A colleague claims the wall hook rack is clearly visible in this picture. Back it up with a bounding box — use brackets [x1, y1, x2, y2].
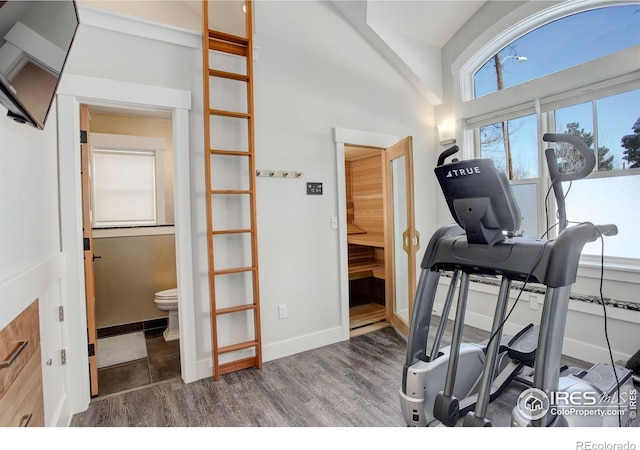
[256, 170, 304, 178]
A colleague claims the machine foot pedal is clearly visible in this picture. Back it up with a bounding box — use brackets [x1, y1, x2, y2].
[506, 324, 539, 366]
[579, 362, 632, 395]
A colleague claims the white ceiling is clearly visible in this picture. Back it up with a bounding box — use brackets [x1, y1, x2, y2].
[364, 1, 486, 48]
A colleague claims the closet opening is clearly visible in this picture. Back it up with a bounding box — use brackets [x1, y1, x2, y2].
[345, 145, 390, 337]
[342, 136, 417, 339]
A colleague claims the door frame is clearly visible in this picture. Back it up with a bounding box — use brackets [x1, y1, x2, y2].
[57, 73, 196, 414]
[334, 128, 399, 341]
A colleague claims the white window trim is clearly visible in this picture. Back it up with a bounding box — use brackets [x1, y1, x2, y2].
[90, 132, 166, 228]
[461, 46, 640, 127]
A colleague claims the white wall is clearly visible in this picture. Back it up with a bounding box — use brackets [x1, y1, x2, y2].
[67, 0, 439, 376]
[0, 105, 71, 426]
[249, 1, 437, 361]
[2, 0, 441, 419]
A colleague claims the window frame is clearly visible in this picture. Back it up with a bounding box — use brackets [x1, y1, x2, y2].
[456, 1, 640, 275]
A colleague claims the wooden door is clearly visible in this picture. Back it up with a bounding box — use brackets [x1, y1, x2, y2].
[385, 137, 418, 337]
[80, 104, 99, 396]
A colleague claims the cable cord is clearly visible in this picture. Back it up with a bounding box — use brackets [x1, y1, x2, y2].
[483, 242, 548, 353]
[566, 220, 622, 426]
[485, 180, 561, 347]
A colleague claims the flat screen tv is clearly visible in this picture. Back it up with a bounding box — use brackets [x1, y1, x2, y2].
[0, 0, 79, 129]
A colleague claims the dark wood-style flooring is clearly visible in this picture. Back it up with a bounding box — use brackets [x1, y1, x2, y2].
[71, 318, 590, 427]
[97, 328, 181, 397]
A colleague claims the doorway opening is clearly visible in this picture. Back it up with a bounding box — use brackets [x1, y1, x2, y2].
[82, 104, 181, 397]
[335, 128, 418, 341]
[345, 145, 389, 337]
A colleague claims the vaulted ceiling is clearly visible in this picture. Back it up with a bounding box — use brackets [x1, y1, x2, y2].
[329, 1, 486, 104]
[77, 0, 489, 106]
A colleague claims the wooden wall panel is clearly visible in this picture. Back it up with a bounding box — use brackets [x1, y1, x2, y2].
[0, 301, 39, 399]
[351, 154, 384, 237]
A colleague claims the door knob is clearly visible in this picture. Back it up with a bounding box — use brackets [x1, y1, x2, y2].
[93, 255, 101, 261]
[403, 229, 411, 253]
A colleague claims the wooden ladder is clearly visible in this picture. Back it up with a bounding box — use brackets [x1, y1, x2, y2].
[201, 0, 262, 380]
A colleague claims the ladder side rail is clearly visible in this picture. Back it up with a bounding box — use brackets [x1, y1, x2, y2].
[244, 0, 263, 369]
[202, 0, 222, 381]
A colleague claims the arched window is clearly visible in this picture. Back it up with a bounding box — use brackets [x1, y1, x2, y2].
[460, 2, 640, 260]
[473, 4, 640, 98]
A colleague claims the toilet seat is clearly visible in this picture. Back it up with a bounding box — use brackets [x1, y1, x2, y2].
[155, 288, 178, 300]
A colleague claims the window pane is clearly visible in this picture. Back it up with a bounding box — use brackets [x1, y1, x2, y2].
[511, 183, 538, 238]
[479, 114, 538, 180]
[596, 88, 640, 171]
[563, 174, 640, 259]
[474, 5, 640, 98]
[554, 102, 595, 172]
[93, 151, 156, 226]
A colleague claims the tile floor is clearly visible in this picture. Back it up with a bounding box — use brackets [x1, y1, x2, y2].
[97, 328, 181, 397]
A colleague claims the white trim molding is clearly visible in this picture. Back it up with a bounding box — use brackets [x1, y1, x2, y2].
[77, 4, 201, 50]
[56, 75, 196, 417]
[333, 127, 399, 341]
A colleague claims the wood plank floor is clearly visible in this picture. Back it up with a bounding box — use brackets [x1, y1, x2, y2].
[71, 327, 407, 427]
[70, 317, 590, 427]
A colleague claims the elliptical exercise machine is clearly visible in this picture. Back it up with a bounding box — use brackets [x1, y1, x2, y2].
[400, 133, 638, 427]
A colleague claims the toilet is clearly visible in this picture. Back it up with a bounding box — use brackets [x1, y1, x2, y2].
[154, 288, 179, 342]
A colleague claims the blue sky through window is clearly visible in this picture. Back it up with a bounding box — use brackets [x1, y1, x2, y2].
[474, 4, 640, 97]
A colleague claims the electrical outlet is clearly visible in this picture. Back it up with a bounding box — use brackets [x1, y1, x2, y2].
[278, 304, 288, 319]
[529, 295, 538, 311]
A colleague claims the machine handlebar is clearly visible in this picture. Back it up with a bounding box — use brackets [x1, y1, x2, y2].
[437, 145, 459, 167]
[543, 133, 596, 183]
[543, 133, 596, 232]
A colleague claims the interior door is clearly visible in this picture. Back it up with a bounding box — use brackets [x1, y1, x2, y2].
[385, 137, 419, 336]
[80, 104, 99, 397]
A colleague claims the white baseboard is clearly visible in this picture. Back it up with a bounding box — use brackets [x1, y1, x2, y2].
[49, 393, 71, 427]
[434, 299, 636, 366]
[195, 326, 344, 381]
[262, 326, 344, 362]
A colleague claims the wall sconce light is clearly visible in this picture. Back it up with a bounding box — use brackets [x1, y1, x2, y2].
[437, 121, 456, 146]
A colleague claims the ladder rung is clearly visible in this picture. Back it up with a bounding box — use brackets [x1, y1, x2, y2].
[208, 29, 249, 46]
[213, 266, 256, 276]
[216, 304, 257, 316]
[209, 38, 247, 57]
[209, 149, 251, 157]
[218, 340, 259, 355]
[210, 189, 252, 195]
[210, 108, 250, 119]
[219, 356, 259, 376]
[209, 69, 249, 82]
[212, 228, 254, 235]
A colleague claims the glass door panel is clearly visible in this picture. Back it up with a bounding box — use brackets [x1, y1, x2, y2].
[385, 137, 416, 336]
